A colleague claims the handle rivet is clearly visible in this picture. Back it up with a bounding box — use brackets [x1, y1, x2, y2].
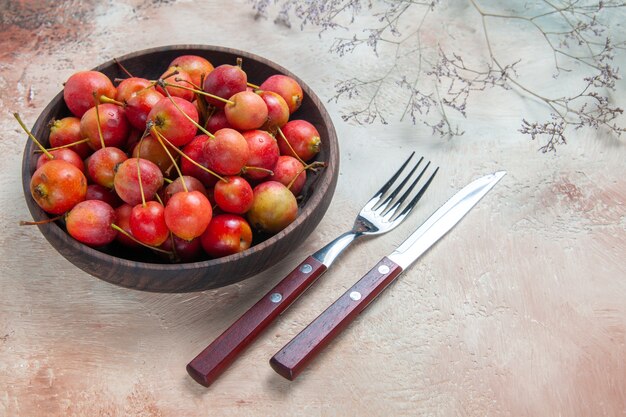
[378, 265, 390, 274]
[300, 264, 313, 273]
[270, 293, 283, 303]
[349, 291, 361, 301]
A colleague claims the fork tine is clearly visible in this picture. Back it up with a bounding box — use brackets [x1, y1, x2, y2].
[396, 166, 439, 218]
[382, 161, 432, 218]
[376, 156, 424, 212]
[372, 151, 417, 201]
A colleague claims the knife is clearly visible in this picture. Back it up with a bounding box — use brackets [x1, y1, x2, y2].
[269, 171, 506, 380]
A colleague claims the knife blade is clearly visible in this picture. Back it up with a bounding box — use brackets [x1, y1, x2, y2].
[269, 171, 506, 380]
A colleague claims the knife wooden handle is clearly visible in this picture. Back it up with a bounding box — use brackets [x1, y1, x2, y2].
[187, 256, 327, 387]
[269, 257, 403, 380]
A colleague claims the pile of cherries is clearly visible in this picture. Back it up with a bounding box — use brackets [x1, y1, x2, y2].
[22, 54, 323, 262]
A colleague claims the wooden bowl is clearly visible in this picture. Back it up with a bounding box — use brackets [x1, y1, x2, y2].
[21, 45, 339, 293]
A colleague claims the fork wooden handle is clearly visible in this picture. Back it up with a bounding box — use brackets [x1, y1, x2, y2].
[270, 257, 403, 380]
[186, 256, 327, 387]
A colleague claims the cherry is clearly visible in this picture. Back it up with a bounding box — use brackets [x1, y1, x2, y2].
[200, 214, 253, 258]
[224, 90, 268, 131]
[113, 157, 164, 206]
[203, 128, 250, 176]
[125, 88, 165, 131]
[115, 77, 152, 103]
[30, 159, 87, 215]
[156, 66, 195, 101]
[242, 129, 279, 181]
[36, 148, 85, 173]
[66, 200, 117, 246]
[272, 155, 306, 196]
[48, 117, 91, 158]
[278, 119, 321, 162]
[247, 181, 297, 233]
[86, 183, 123, 208]
[202, 64, 247, 108]
[170, 55, 214, 88]
[213, 176, 254, 214]
[130, 201, 169, 246]
[87, 146, 128, 189]
[113, 204, 141, 248]
[131, 134, 173, 174]
[260, 74, 303, 114]
[160, 234, 203, 262]
[63, 70, 117, 117]
[204, 109, 233, 134]
[181, 135, 218, 187]
[148, 96, 199, 147]
[258, 90, 289, 133]
[164, 190, 213, 240]
[80, 103, 130, 150]
[162, 175, 207, 205]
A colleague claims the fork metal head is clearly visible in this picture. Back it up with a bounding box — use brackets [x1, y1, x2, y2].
[354, 152, 438, 235]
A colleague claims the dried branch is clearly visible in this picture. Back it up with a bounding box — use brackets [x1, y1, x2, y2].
[251, 0, 626, 151]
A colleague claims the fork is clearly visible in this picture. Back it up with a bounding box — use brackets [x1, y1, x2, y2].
[186, 152, 439, 387]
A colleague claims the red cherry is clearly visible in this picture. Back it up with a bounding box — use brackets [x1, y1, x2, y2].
[114, 204, 141, 248]
[259, 74, 303, 114]
[148, 96, 199, 147]
[63, 71, 116, 117]
[36, 148, 85, 173]
[30, 159, 87, 215]
[86, 183, 123, 208]
[224, 90, 268, 131]
[113, 158, 164, 206]
[87, 147, 128, 189]
[129, 201, 169, 246]
[49, 117, 91, 158]
[66, 200, 117, 247]
[159, 234, 203, 262]
[181, 135, 218, 187]
[242, 129, 279, 181]
[156, 66, 195, 101]
[115, 77, 152, 103]
[272, 155, 306, 196]
[80, 103, 130, 150]
[278, 119, 321, 162]
[170, 55, 214, 88]
[202, 64, 247, 108]
[213, 176, 254, 214]
[164, 190, 213, 240]
[200, 214, 253, 258]
[203, 128, 250, 176]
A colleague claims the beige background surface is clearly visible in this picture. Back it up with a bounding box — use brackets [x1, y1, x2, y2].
[1, 1, 625, 416]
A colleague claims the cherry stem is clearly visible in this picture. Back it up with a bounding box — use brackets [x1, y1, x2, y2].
[150, 127, 226, 183]
[136, 125, 153, 207]
[92, 92, 106, 149]
[247, 82, 260, 89]
[113, 58, 134, 78]
[150, 126, 188, 193]
[37, 138, 90, 153]
[158, 83, 216, 139]
[19, 214, 64, 226]
[161, 80, 234, 106]
[242, 166, 274, 176]
[174, 77, 200, 90]
[277, 126, 306, 165]
[110, 223, 173, 255]
[13, 113, 54, 159]
[99, 95, 125, 107]
[236, 57, 243, 68]
[286, 161, 326, 190]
